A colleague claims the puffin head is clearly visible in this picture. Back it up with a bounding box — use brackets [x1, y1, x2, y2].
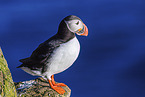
[64, 15, 88, 36]
[57, 15, 88, 39]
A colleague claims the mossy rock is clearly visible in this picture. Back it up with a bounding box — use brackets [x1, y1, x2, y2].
[0, 48, 17, 97]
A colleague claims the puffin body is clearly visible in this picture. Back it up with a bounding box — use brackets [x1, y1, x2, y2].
[20, 37, 80, 79]
[17, 15, 88, 94]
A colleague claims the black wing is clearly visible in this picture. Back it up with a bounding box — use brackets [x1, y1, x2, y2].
[18, 35, 63, 71]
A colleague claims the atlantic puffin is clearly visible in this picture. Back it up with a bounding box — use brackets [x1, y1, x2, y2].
[17, 15, 88, 94]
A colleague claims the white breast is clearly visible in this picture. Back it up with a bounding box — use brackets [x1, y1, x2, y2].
[43, 37, 80, 79]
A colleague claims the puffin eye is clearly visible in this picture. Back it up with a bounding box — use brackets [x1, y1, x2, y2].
[75, 21, 79, 25]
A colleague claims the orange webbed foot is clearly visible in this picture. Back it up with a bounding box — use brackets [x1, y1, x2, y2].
[50, 85, 65, 94]
[51, 75, 67, 87]
[48, 76, 66, 95]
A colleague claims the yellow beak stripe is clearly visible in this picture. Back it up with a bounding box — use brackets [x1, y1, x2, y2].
[78, 28, 82, 31]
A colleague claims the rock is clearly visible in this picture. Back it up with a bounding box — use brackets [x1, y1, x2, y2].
[15, 77, 71, 97]
[0, 48, 17, 97]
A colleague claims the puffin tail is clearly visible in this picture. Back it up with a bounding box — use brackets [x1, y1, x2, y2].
[17, 57, 31, 68]
[17, 64, 24, 68]
[19, 57, 30, 63]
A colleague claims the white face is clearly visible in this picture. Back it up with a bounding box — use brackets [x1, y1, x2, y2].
[64, 19, 84, 33]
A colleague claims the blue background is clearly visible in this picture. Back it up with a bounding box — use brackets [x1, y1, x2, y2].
[0, 0, 145, 97]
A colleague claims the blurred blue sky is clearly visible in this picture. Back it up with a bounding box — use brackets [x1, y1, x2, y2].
[0, 0, 145, 97]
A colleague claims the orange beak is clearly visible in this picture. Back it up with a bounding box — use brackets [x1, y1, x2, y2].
[76, 23, 88, 36]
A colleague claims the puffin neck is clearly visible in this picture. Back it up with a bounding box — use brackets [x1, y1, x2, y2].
[56, 21, 75, 42]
